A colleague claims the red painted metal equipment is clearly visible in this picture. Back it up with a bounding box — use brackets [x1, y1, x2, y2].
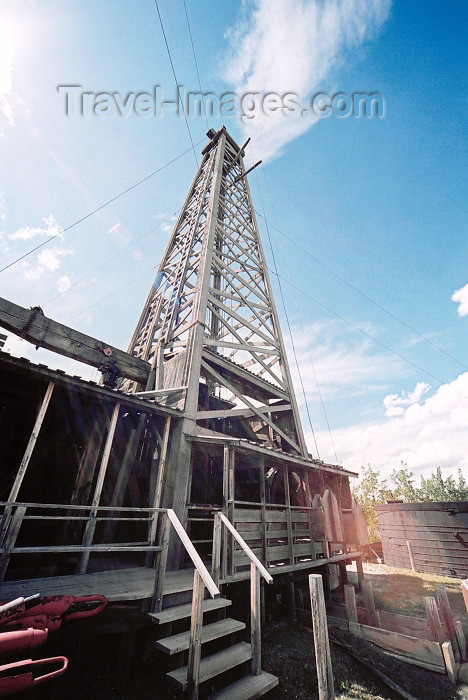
[0, 656, 68, 697]
[0, 628, 48, 657]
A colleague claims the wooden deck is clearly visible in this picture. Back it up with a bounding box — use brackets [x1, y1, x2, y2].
[0, 567, 196, 603]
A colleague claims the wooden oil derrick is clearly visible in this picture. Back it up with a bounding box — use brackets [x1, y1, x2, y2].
[121, 126, 313, 537]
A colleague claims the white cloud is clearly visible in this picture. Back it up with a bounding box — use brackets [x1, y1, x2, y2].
[8, 213, 61, 241]
[224, 0, 391, 160]
[452, 283, 468, 317]
[311, 373, 468, 480]
[57, 275, 72, 293]
[286, 320, 401, 402]
[0, 193, 6, 222]
[24, 247, 72, 280]
[383, 381, 430, 417]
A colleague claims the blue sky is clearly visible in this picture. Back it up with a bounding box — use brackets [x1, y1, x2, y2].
[0, 0, 467, 482]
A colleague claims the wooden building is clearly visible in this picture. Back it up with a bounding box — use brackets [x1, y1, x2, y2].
[0, 127, 365, 698]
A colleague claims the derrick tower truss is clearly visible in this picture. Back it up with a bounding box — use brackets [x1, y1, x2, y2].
[125, 127, 309, 459]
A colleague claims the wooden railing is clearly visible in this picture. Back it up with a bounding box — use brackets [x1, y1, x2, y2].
[222, 500, 326, 578]
[212, 512, 273, 677]
[0, 500, 168, 583]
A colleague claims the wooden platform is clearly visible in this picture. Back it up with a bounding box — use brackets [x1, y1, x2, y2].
[0, 567, 196, 603]
[0, 551, 362, 603]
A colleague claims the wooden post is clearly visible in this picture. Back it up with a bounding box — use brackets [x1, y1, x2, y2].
[406, 540, 416, 572]
[251, 562, 261, 675]
[283, 470, 295, 566]
[151, 512, 170, 613]
[258, 455, 267, 566]
[424, 596, 443, 642]
[355, 554, 364, 591]
[211, 511, 222, 586]
[0, 382, 54, 545]
[442, 640, 458, 684]
[361, 580, 380, 628]
[78, 402, 120, 574]
[309, 574, 335, 700]
[187, 570, 204, 700]
[455, 621, 467, 661]
[295, 586, 304, 611]
[227, 447, 235, 577]
[436, 586, 461, 661]
[287, 573, 297, 622]
[344, 585, 358, 624]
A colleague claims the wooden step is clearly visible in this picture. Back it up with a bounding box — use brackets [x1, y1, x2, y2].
[148, 597, 231, 625]
[209, 671, 279, 700]
[155, 618, 246, 655]
[167, 641, 252, 691]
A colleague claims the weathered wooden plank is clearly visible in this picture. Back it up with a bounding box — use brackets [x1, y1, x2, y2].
[349, 621, 446, 672]
[0, 296, 149, 383]
[424, 596, 444, 642]
[361, 580, 380, 628]
[344, 585, 358, 624]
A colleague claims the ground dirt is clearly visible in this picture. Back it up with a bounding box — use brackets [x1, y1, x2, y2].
[260, 563, 468, 700]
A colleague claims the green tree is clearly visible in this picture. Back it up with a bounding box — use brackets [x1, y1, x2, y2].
[353, 465, 392, 540]
[390, 462, 419, 502]
[419, 467, 468, 501]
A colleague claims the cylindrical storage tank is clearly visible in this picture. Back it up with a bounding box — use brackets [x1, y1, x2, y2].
[376, 501, 468, 578]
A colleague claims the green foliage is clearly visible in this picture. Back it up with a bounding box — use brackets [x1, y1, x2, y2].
[352, 463, 468, 541]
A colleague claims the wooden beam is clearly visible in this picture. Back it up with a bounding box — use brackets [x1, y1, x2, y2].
[201, 359, 302, 454]
[196, 403, 292, 421]
[0, 297, 149, 384]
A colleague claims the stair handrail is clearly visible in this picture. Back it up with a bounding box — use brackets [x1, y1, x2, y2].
[166, 509, 220, 598]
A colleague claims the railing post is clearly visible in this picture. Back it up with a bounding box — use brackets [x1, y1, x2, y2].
[151, 512, 170, 614]
[0, 505, 27, 582]
[187, 570, 204, 700]
[211, 512, 222, 587]
[250, 562, 261, 675]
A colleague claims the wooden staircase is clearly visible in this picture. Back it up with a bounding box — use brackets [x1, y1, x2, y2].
[149, 573, 278, 699]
